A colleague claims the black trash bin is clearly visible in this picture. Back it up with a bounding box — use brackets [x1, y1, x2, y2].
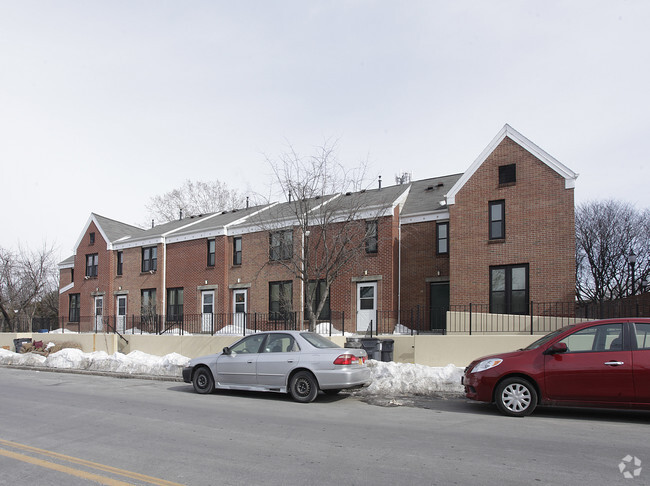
[13, 338, 32, 353]
[344, 337, 363, 349]
[360, 338, 382, 360]
[380, 339, 394, 362]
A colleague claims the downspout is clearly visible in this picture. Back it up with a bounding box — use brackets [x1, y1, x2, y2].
[398, 220, 402, 322]
[162, 237, 167, 322]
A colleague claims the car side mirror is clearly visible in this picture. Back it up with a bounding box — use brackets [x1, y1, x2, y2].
[544, 342, 568, 355]
[222, 347, 231, 356]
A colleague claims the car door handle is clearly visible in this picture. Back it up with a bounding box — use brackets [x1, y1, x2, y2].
[287, 359, 295, 363]
[604, 361, 624, 366]
[247, 360, 254, 364]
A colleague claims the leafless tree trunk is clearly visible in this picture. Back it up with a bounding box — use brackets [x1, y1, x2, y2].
[254, 141, 389, 331]
[0, 243, 59, 332]
[576, 200, 649, 302]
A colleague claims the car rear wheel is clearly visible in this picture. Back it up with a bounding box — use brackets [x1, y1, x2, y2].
[289, 371, 319, 403]
[192, 367, 215, 394]
[495, 377, 537, 417]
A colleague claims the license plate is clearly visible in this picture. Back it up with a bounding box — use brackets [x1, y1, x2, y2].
[358, 358, 363, 365]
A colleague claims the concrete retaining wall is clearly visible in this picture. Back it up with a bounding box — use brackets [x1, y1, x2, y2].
[1, 333, 542, 367]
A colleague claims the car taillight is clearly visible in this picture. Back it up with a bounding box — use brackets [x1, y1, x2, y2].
[333, 354, 364, 365]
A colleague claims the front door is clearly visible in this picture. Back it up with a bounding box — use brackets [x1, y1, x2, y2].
[430, 282, 449, 333]
[201, 291, 214, 333]
[94, 296, 104, 332]
[356, 282, 377, 333]
[116, 296, 126, 333]
[233, 290, 247, 332]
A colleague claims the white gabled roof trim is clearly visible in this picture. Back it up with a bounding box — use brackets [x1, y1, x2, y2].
[59, 282, 74, 294]
[445, 124, 579, 205]
[401, 210, 450, 225]
[58, 260, 75, 270]
[114, 237, 164, 250]
[72, 214, 113, 254]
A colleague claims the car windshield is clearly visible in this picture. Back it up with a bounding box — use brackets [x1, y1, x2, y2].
[300, 332, 340, 349]
[523, 325, 575, 350]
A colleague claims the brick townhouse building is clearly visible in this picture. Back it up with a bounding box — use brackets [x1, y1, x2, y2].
[58, 124, 578, 334]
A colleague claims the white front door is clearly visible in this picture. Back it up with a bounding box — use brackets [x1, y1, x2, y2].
[202, 290, 215, 333]
[94, 296, 104, 332]
[116, 296, 127, 333]
[233, 290, 247, 332]
[356, 282, 377, 332]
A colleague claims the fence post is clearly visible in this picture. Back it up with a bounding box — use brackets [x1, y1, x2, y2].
[530, 301, 534, 335]
[469, 303, 472, 335]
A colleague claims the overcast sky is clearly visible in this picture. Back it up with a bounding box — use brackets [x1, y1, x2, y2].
[1, 1, 648, 262]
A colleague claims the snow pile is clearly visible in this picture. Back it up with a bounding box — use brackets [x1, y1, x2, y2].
[357, 360, 464, 396]
[1, 347, 463, 396]
[313, 322, 355, 336]
[392, 323, 412, 335]
[0, 347, 47, 366]
[0, 347, 189, 377]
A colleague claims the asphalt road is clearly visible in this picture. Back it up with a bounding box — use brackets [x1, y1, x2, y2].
[1, 367, 648, 485]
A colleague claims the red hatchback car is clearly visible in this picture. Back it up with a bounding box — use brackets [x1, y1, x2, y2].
[462, 319, 650, 416]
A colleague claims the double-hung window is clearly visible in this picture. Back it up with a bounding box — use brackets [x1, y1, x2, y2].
[304, 279, 331, 321]
[436, 222, 449, 255]
[116, 251, 123, 276]
[233, 237, 242, 265]
[366, 221, 378, 253]
[207, 239, 215, 267]
[167, 288, 183, 322]
[490, 264, 529, 315]
[142, 246, 157, 273]
[85, 254, 98, 277]
[141, 289, 157, 319]
[269, 281, 293, 320]
[270, 230, 293, 261]
[69, 294, 80, 322]
[489, 200, 505, 240]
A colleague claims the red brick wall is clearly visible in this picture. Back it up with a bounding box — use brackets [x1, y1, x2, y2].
[400, 220, 451, 311]
[449, 137, 575, 307]
[113, 245, 161, 318]
[58, 221, 116, 330]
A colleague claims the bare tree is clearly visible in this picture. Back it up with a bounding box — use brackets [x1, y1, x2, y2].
[254, 142, 390, 331]
[0, 243, 59, 332]
[146, 179, 246, 224]
[576, 200, 649, 302]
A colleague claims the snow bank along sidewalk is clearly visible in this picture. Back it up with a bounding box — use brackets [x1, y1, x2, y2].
[0, 347, 465, 396]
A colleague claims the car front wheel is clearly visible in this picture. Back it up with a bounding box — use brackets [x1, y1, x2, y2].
[192, 366, 215, 394]
[289, 371, 319, 403]
[495, 377, 537, 417]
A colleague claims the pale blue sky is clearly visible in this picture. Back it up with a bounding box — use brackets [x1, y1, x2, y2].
[1, 1, 648, 261]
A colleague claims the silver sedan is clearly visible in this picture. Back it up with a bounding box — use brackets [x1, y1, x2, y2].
[182, 331, 371, 402]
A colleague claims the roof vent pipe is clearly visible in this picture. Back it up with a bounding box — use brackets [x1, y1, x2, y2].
[378, 175, 382, 190]
[151, 219, 154, 228]
[288, 191, 292, 202]
[246, 196, 249, 209]
[179, 209, 183, 220]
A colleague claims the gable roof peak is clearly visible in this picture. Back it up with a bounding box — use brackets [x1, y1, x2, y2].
[445, 124, 579, 205]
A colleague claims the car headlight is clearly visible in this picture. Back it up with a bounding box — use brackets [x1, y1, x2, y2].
[471, 358, 503, 373]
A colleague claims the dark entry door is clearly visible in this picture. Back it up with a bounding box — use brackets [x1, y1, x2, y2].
[430, 282, 449, 333]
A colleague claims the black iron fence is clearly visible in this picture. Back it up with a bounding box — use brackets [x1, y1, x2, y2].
[0, 317, 59, 333]
[51, 311, 347, 336]
[9, 300, 650, 336]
